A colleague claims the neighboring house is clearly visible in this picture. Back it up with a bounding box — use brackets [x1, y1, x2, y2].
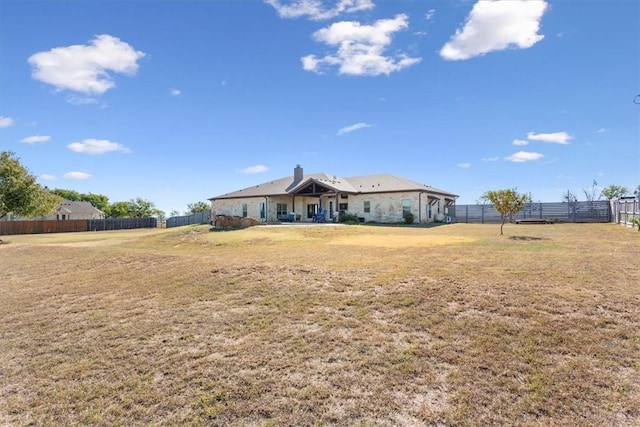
[209, 165, 458, 223]
[44, 200, 105, 220]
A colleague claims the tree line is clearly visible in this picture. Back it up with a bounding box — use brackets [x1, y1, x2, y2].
[1, 151, 210, 220]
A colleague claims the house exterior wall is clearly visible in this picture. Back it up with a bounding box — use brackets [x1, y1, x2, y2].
[212, 196, 326, 222]
[42, 212, 104, 220]
[212, 191, 449, 223]
[346, 192, 437, 223]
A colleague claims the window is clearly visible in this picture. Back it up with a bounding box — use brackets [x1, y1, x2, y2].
[339, 203, 348, 212]
[307, 204, 318, 219]
[437, 201, 441, 214]
[329, 201, 334, 219]
[402, 199, 411, 216]
[363, 201, 370, 213]
[260, 202, 266, 219]
[242, 203, 248, 217]
[427, 204, 432, 219]
[276, 203, 288, 217]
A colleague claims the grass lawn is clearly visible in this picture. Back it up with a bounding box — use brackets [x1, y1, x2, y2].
[1, 223, 638, 426]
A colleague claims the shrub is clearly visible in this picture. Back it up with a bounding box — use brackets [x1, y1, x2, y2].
[338, 212, 360, 224]
[403, 212, 415, 224]
[631, 217, 640, 232]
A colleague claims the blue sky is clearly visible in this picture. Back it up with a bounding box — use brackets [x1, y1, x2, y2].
[1, 0, 638, 214]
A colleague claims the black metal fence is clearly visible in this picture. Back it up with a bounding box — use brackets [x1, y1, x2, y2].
[166, 211, 211, 228]
[0, 217, 158, 236]
[450, 201, 612, 224]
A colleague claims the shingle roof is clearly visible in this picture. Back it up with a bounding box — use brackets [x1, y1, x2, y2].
[57, 201, 103, 214]
[210, 172, 457, 200]
[343, 174, 456, 196]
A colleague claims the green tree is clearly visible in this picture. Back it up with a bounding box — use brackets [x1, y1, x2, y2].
[50, 188, 82, 201]
[0, 151, 61, 219]
[81, 193, 110, 212]
[169, 209, 181, 218]
[129, 197, 164, 218]
[482, 188, 528, 235]
[106, 198, 164, 218]
[106, 201, 131, 218]
[600, 184, 628, 200]
[187, 201, 210, 214]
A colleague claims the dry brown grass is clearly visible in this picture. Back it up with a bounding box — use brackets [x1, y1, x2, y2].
[1, 223, 638, 426]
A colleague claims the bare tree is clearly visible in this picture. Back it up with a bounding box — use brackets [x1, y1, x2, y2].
[562, 189, 578, 203]
[583, 180, 601, 203]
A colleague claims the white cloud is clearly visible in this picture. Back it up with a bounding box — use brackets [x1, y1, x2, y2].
[596, 127, 608, 133]
[67, 138, 131, 154]
[66, 95, 99, 105]
[170, 88, 181, 96]
[64, 171, 91, 180]
[0, 116, 14, 127]
[527, 131, 573, 144]
[302, 14, 421, 76]
[265, 0, 374, 21]
[28, 34, 145, 95]
[457, 162, 471, 169]
[21, 135, 51, 144]
[425, 9, 435, 21]
[505, 151, 544, 162]
[237, 165, 269, 174]
[337, 122, 372, 135]
[513, 138, 529, 146]
[481, 156, 499, 162]
[40, 174, 56, 181]
[440, 0, 548, 61]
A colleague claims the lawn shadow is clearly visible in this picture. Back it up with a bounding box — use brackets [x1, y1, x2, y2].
[509, 235, 549, 241]
[363, 222, 451, 229]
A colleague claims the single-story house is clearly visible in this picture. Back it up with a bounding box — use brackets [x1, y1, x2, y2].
[209, 165, 458, 223]
[45, 200, 105, 220]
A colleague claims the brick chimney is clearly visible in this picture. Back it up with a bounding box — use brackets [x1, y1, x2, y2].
[294, 164, 303, 183]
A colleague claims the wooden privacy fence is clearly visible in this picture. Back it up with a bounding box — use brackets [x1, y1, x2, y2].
[611, 198, 639, 228]
[0, 217, 158, 236]
[450, 201, 612, 224]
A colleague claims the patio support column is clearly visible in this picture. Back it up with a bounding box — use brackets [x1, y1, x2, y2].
[418, 192, 427, 223]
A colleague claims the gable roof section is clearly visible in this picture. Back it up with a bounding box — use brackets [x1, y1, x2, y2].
[57, 200, 104, 215]
[290, 175, 358, 195]
[210, 173, 331, 199]
[210, 172, 457, 200]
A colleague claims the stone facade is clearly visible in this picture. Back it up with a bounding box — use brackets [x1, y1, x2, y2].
[210, 166, 456, 224]
[212, 192, 448, 224]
